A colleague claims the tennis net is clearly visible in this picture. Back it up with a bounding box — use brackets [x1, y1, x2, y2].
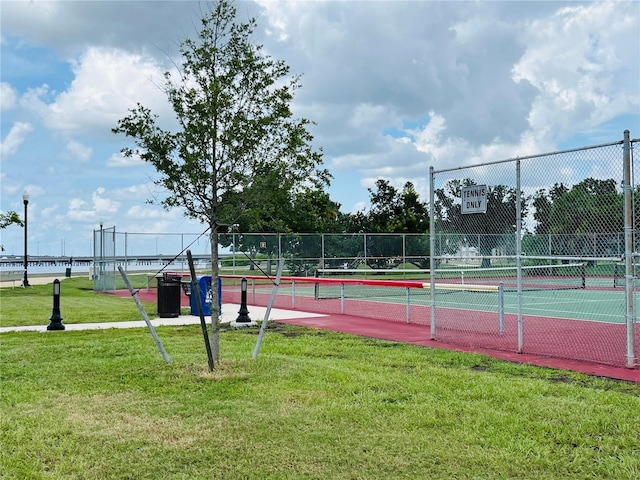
[613, 262, 639, 288]
[221, 274, 503, 325]
[435, 262, 585, 291]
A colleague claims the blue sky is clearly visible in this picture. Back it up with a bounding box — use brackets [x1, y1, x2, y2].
[1, 0, 639, 257]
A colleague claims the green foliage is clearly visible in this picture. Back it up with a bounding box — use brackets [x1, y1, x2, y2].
[113, 0, 328, 359]
[323, 180, 431, 268]
[343, 179, 429, 234]
[533, 178, 624, 256]
[113, 1, 328, 231]
[0, 211, 23, 229]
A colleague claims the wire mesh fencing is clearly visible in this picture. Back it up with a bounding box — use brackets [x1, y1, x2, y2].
[430, 130, 638, 368]
[91, 132, 638, 369]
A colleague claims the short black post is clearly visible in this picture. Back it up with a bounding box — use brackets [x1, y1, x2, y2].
[235, 277, 251, 323]
[47, 279, 65, 330]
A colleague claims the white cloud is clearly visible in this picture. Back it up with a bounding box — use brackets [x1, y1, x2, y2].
[106, 151, 143, 168]
[64, 140, 92, 162]
[0, 122, 33, 159]
[126, 205, 167, 219]
[512, 2, 640, 140]
[0, 0, 638, 256]
[0, 82, 17, 110]
[23, 47, 175, 138]
[92, 186, 119, 214]
[68, 198, 87, 210]
[66, 186, 120, 223]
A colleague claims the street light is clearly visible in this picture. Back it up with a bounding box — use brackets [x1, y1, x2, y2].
[22, 190, 30, 287]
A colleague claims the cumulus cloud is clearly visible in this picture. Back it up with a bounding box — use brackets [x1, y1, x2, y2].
[0, 82, 17, 110]
[258, 0, 637, 187]
[0, 0, 637, 255]
[22, 47, 175, 138]
[92, 186, 119, 214]
[64, 140, 92, 162]
[512, 2, 640, 140]
[0, 122, 33, 159]
[106, 151, 143, 168]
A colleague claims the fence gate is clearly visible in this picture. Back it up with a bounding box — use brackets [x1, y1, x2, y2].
[93, 225, 116, 292]
[430, 130, 638, 369]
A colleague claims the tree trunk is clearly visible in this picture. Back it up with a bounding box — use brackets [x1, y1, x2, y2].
[210, 225, 220, 362]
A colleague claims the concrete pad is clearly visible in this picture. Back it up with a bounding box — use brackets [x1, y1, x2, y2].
[0, 303, 327, 333]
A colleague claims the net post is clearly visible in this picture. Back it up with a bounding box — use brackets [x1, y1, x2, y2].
[498, 282, 505, 335]
[340, 282, 345, 314]
[405, 287, 410, 323]
[292, 280, 296, 308]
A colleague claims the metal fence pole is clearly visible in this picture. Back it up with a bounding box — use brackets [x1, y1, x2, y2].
[623, 130, 637, 368]
[498, 282, 505, 335]
[429, 166, 436, 340]
[516, 159, 523, 353]
[363, 233, 367, 268]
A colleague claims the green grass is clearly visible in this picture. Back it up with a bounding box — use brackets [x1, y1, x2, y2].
[1, 279, 640, 478]
[0, 276, 155, 327]
[1, 325, 639, 479]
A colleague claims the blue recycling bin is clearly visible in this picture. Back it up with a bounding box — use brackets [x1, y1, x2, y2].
[190, 276, 222, 316]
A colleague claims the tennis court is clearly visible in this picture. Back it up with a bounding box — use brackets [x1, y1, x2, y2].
[221, 269, 637, 368]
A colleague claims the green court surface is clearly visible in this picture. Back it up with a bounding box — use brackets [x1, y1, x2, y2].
[282, 278, 631, 325]
[500, 287, 627, 323]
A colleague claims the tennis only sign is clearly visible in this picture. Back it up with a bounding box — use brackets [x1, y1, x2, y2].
[461, 185, 487, 214]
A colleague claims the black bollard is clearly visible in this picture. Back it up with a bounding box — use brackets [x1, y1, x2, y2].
[47, 279, 65, 331]
[235, 277, 251, 323]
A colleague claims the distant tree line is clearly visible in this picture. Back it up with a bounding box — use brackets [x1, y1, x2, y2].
[224, 175, 630, 271]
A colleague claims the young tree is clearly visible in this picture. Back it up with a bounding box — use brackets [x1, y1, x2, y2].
[113, 0, 328, 362]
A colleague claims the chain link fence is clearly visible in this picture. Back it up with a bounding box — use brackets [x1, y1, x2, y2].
[92, 132, 638, 369]
[92, 225, 116, 291]
[430, 131, 638, 368]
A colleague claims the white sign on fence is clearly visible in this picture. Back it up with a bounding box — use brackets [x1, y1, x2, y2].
[461, 185, 487, 214]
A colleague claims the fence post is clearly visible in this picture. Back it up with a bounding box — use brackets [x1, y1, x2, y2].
[623, 130, 637, 368]
[363, 233, 367, 268]
[516, 159, 523, 354]
[498, 282, 505, 335]
[429, 166, 436, 340]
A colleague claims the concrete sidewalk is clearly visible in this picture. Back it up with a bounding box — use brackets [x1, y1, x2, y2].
[0, 303, 327, 333]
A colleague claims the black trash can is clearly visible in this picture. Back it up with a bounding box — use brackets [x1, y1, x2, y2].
[157, 275, 181, 318]
[65, 267, 72, 278]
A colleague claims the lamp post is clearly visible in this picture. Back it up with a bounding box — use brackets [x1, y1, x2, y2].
[22, 191, 30, 287]
[231, 277, 256, 327]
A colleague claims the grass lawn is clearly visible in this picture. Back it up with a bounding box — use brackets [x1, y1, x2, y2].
[0, 276, 156, 327]
[1, 278, 639, 479]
